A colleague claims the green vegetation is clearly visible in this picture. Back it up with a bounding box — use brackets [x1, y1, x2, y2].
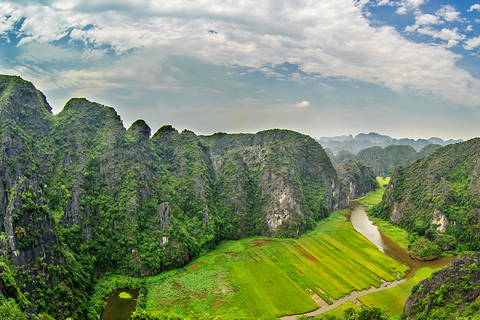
[119, 292, 133, 299]
[335, 159, 378, 200]
[358, 267, 438, 315]
[354, 145, 439, 177]
[0, 75, 476, 320]
[378, 138, 480, 250]
[403, 254, 480, 319]
[144, 210, 408, 319]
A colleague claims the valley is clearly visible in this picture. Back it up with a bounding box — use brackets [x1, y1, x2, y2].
[0, 75, 479, 320]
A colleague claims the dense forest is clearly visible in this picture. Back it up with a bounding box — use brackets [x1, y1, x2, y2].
[0, 75, 379, 319]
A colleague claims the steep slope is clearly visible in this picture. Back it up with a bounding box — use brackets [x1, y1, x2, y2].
[355, 144, 442, 176]
[378, 139, 480, 249]
[335, 159, 377, 200]
[0, 77, 90, 318]
[403, 254, 480, 319]
[201, 129, 345, 237]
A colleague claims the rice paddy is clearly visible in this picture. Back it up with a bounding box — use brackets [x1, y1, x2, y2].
[144, 209, 409, 318]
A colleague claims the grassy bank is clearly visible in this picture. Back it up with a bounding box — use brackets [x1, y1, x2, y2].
[144, 210, 408, 319]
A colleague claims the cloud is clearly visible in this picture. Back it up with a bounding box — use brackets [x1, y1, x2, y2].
[468, 4, 480, 12]
[295, 101, 310, 108]
[377, 0, 393, 5]
[405, 13, 443, 32]
[1, 0, 480, 109]
[416, 27, 465, 42]
[396, 0, 425, 14]
[415, 14, 442, 26]
[436, 5, 461, 22]
[464, 36, 480, 51]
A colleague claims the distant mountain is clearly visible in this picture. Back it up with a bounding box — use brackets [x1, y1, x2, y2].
[354, 132, 391, 143]
[326, 144, 443, 177]
[318, 132, 462, 154]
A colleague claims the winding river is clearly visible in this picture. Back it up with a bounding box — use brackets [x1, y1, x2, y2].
[280, 200, 454, 319]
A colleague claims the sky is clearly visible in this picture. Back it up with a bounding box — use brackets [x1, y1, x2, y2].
[1, 0, 480, 140]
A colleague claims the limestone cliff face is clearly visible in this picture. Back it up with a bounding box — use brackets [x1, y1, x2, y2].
[202, 129, 345, 237]
[0, 76, 90, 318]
[334, 159, 377, 200]
[378, 139, 480, 248]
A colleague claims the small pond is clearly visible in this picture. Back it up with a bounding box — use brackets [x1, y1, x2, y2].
[100, 288, 139, 320]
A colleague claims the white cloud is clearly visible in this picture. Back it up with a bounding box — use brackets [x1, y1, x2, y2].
[406, 13, 443, 32]
[464, 36, 480, 50]
[396, 0, 425, 14]
[436, 5, 462, 22]
[416, 27, 465, 42]
[416, 14, 442, 26]
[295, 101, 310, 108]
[468, 4, 480, 12]
[1, 0, 480, 108]
[377, 0, 392, 5]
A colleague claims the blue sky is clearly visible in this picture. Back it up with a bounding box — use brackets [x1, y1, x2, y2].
[1, 0, 480, 140]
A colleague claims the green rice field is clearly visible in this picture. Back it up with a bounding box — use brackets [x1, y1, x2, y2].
[358, 267, 439, 315]
[144, 209, 409, 319]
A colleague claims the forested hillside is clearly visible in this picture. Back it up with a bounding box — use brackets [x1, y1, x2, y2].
[403, 254, 480, 319]
[377, 138, 480, 250]
[0, 75, 377, 319]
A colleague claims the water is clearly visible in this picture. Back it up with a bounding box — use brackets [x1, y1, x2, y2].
[281, 200, 454, 319]
[100, 288, 139, 320]
[350, 200, 453, 279]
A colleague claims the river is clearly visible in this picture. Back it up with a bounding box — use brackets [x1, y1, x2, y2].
[280, 200, 454, 319]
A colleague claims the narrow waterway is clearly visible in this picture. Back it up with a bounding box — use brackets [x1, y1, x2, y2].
[280, 200, 454, 319]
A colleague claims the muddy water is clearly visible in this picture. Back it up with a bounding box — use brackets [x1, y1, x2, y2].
[100, 288, 139, 320]
[350, 200, 454, 279]
[280, 200, 454, 319]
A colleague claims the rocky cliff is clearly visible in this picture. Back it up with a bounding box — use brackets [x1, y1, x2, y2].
[403, 254, 480, 319]
[335, 159, 377, 200]
[377, 138, 480, 249]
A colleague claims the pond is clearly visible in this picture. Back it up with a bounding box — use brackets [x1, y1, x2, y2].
[100, 288, 139, 320]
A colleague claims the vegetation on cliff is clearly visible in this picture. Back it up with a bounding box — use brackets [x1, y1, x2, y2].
[0, 75, 362, 319]
[376, 138, 480, 251]
[334, 159, 377, 200]
[403, 254, 480, 319]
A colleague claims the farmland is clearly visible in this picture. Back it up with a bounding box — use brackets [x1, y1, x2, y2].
[144, 209, 408, 318]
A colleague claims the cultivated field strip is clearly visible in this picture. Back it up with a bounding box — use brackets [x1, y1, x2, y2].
[145, 210, 409, 318]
